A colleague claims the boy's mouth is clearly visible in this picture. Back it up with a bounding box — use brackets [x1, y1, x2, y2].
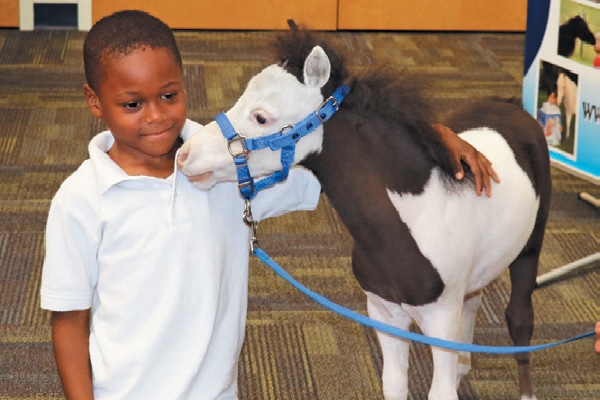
[142, 126, 174, 138]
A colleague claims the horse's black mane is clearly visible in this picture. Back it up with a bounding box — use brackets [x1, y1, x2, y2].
[273, 20, 348, 98]
[272, 21, 456, 177]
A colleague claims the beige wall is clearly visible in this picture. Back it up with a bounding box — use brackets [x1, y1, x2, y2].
[0, 0, 527, 31]
[0, 0, 19, 27]
[92, 1, 338, 30]
[339, 0, 527, 31]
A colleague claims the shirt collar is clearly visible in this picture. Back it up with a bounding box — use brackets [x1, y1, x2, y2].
[89, 119, 202, 195]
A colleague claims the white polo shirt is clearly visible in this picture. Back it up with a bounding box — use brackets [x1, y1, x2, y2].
[41, 119, 320, 400]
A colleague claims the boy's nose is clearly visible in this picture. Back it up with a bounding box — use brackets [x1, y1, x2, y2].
[145, 102, 166, 123]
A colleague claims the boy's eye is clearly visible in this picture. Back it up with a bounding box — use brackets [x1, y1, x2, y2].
[123, 102, 141, 110]
[162, 92, 178, 101]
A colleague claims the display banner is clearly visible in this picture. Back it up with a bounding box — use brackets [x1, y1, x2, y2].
[523, 0, 600, 182]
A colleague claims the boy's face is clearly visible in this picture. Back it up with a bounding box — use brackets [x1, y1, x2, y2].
[84, 47, 186, 165]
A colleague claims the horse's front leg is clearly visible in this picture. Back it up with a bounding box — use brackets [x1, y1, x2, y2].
[366, 292, 412, 400]
[407, 301, 463, 400]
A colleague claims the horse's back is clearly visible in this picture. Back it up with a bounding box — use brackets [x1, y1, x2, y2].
[388, 125, 541, 291]
[388, 101, 551, 291]
[449, 100, 551, 273]
[445, 100, 551, 199]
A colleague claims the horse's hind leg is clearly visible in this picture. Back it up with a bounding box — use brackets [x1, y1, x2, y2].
[366, 292, 412, 400]
[505, 252, 539, 400]
[457, 292, 483, 386]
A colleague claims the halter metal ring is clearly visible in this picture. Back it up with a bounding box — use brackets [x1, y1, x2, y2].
[228, 133, 248, 158]
[279, 124, 294, 134]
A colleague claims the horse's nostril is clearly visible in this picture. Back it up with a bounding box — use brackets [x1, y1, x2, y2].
[177, 148, 189, 165]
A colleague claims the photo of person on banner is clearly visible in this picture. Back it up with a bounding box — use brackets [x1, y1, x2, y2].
[537, 61, 578, 154]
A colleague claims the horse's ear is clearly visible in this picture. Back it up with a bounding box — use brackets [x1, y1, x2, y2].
[303, 46, 331, 89]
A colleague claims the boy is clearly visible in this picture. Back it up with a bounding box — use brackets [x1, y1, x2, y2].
[41, 10, 497, 400]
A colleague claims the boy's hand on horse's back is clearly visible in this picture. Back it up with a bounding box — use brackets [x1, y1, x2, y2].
[433, 124, 500, 197]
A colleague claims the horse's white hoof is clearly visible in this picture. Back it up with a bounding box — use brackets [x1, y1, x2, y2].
[520, 395, 537, 400]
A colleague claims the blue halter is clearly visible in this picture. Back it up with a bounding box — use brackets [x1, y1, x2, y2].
[216, 84, 350, 200]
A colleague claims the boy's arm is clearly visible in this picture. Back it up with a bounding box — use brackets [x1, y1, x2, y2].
[252, 166, 321, 221]
[433, 124, 500, 197]
[52, 310, 94, 400]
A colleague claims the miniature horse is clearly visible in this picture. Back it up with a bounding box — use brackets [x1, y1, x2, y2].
[177, 25, 551, 400]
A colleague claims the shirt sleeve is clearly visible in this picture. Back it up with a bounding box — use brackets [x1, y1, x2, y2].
[251, 166, 321, 221]
[40, 192, 100, 312]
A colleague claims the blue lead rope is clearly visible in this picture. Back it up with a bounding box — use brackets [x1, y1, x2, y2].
[253, 247, 595, 354]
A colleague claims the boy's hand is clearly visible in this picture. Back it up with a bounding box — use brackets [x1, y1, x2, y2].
[433, 124, 500, 197]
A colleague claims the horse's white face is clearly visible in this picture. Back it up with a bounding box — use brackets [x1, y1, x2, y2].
[177, 46, 331, 189]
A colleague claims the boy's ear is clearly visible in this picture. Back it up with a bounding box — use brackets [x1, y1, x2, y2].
[83, 84, 102, 118]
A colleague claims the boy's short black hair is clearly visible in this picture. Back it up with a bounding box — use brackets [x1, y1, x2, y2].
[83, 10, 183, 92]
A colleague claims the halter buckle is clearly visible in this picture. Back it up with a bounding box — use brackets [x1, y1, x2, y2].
[315, 96, 339, 124]
[238, 180, 254, 195]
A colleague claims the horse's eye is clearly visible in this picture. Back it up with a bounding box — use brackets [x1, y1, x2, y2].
[254, 113, 268, 125]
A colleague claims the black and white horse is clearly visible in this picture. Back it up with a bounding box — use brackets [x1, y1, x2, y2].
[178, 24, 552, 400]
